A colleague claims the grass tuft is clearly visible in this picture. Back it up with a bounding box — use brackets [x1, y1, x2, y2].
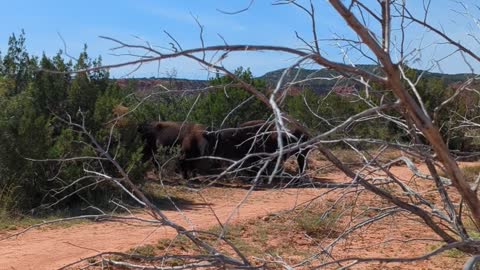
[296, 209, 341, 238]
[128, 244, 156, 257]
[461, 165, 480, 182]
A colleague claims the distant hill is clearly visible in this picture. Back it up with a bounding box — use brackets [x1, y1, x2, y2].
[259, 67, 348, 94]
[115, 78, 209, 96]
[259, 65, 476, 94]
[117, 65, 476, 96]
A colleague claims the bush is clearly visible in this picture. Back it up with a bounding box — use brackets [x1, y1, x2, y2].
[191, 68, 270, 127]
[0, 32, 148, 216]
[296, 208, 341, 238]
[461, 165, 480, 183]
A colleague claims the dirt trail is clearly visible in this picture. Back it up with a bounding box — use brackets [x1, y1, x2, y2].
[0, 187, 326, 270]
[3, 161, 475, 270]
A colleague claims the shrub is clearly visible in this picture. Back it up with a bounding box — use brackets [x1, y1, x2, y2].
[296, 208, 341, 238]
[461, 165, 480, 183]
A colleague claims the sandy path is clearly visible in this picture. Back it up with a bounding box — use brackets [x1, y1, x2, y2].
[0, 187, 325, 270]
[3, 161, 473, 270]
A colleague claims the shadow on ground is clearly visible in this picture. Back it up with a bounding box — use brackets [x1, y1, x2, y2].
[173, 172, 354, 191]
[144, 193, 211, 211]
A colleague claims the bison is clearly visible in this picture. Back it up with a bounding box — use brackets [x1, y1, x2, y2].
[137, 121, 212, 179]
[204, 119, 311, 177]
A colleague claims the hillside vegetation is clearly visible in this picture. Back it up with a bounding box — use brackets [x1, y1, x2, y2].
[0, 32, 479, 219]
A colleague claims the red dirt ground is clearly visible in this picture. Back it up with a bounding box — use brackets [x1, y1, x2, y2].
[0, 161, 476, 269]
[0, 187, 326, 270]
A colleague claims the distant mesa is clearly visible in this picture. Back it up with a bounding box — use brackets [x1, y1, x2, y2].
[115, 78, 208, 95]
[115, 65, 476, 96]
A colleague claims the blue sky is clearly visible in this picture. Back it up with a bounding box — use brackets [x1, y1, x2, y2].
[1, 0, 479, 79]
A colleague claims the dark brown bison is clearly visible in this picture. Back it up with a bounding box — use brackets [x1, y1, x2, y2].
[205, 120, 311, 176]
[137, 121, 212, 179]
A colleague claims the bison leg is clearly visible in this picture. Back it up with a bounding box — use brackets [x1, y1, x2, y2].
[177, 158, 191, 180]
[296, 147, 310, 173]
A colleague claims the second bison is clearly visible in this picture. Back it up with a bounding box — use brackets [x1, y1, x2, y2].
[204, 119, 311, 177]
